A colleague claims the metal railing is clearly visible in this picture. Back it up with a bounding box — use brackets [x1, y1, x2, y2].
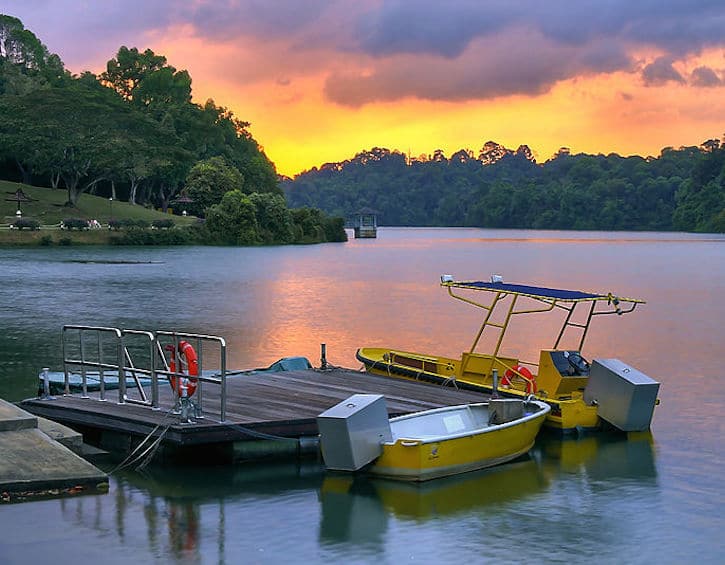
[61, 325, 228, 421]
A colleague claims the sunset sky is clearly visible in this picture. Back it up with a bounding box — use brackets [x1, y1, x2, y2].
[6, 1, 725, 176]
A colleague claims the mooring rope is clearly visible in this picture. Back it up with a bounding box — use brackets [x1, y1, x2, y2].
[109, 407, 176, 473]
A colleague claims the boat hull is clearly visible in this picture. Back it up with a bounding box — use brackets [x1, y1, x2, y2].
[369, 402, 549, 481]
[356, 347, 599, 433]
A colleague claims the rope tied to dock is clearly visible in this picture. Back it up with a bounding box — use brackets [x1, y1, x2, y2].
[109, 407, 176, 473]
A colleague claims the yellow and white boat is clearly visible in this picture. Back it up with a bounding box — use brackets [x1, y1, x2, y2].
[318, 394, 550, 481]
[371, 399, 550, 481]
[357, 276, 660, 433]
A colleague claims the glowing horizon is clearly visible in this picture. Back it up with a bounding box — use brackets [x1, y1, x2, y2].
[5, 1, 725, 177]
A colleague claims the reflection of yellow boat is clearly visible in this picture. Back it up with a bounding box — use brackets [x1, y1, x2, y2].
[371, 457, 548, 519]
[320, 456, 548, 528]
[318, 394, 549, 481]
[357, 276, 660, 433]
[538, 431, 657, 479]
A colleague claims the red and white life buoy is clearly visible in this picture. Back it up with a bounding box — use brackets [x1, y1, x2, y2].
[502, 365, 537, 394]
[166, 340, 199, 398]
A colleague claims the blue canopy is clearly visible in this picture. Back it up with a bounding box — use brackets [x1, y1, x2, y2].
[442, 280, 643, 303]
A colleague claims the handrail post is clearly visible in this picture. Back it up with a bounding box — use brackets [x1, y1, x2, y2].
[220, 340, 227, 422]
[150, 333, 159, 409]
[117, 331, 126, 404]
[79, 330, 88, 398]
[98, 330, 106, 402]
[195, 336, 204, 419]
[62, 327, 70, 396]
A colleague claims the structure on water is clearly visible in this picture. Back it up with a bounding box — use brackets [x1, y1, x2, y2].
[351, 207, 378, 238]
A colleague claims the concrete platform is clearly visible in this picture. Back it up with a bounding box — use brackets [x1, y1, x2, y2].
[0, 399, 108, 503]
[0, 400, 37, 431]
[37, 415, 83, 454]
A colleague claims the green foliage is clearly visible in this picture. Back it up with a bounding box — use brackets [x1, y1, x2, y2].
[202, 190, 345, 245]
[673, 145, 725, 232]
[184, 156, 244, 216]
[110, 227, 197, 246]
[289, 207, 348, 243]
[152, 218, 175, 229]
[61, 218, 89, 230]
[0, 15, 68, 95]
[204, 190, 260, 245]
[284, 144, 724, 232]
[247, 192, 294, 243]
[323, 216, 347, 242]
[38, 234, 52, 246]
[11, 217, 40, 230]
[107, 218, 152, 230]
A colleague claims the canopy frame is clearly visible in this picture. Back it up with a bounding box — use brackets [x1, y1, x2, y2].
[440, 278, 644, 364]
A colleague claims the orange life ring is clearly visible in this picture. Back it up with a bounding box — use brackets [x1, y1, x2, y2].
[502, 365, 537, 394]
[167, 340, 199, 398]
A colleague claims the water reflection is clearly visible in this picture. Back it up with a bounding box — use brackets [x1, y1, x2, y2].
[537, 431, 658, 483]
[34, 432, 660, 564]
[318, 455, 547, 548]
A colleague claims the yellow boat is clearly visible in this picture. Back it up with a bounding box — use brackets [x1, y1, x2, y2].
[318, 394, 549, 481]
[370, 399, 550, 481]
[357, 276, 660, 433]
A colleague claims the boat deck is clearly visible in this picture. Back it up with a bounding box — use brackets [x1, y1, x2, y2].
[20, 368, 487, 448]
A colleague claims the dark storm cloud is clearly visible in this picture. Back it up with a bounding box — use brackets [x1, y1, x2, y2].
[187, 0, 331, 41]
[324, 32, 634, 105]
[690, 66, 723, 87]
[353, 0, 516, 58]
[351, 0, 725, 57]
[6, 0, 725, 105]
[641, 57, 685, 86]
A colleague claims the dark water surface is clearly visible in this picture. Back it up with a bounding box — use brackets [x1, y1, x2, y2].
[1, 228, 723, 564]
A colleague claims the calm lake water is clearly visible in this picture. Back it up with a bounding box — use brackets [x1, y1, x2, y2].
[1, 228, 724, 564]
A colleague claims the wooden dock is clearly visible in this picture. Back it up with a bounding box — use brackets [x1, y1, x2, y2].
[20, 368, 488, 464]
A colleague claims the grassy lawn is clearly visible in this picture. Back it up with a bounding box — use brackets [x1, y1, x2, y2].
[1, 180, 197, 245]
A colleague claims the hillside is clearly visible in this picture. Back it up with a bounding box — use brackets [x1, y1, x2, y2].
[1, 180, 196, 225]
[283, 143, 725, 233]
[0, 180, 198, 245]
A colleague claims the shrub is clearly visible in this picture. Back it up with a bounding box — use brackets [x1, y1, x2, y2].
[130, 219, 150, 230]
[110, 227, 197, 246]
[152, 218, 175, 229]
[108, 219, 124, 230]
[12, 218, 40, 230]
[58, 237, 72, 246]
[39, 235, 53, 246]
[62, 218, 89, 230]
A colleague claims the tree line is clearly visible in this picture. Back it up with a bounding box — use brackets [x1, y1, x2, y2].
[0, 15, 346, 245]
[284, 141, 725, 233]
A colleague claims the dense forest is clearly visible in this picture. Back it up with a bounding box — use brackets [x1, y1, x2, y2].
[0, 15, 346, 245]
[284, 141, 725, 233]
